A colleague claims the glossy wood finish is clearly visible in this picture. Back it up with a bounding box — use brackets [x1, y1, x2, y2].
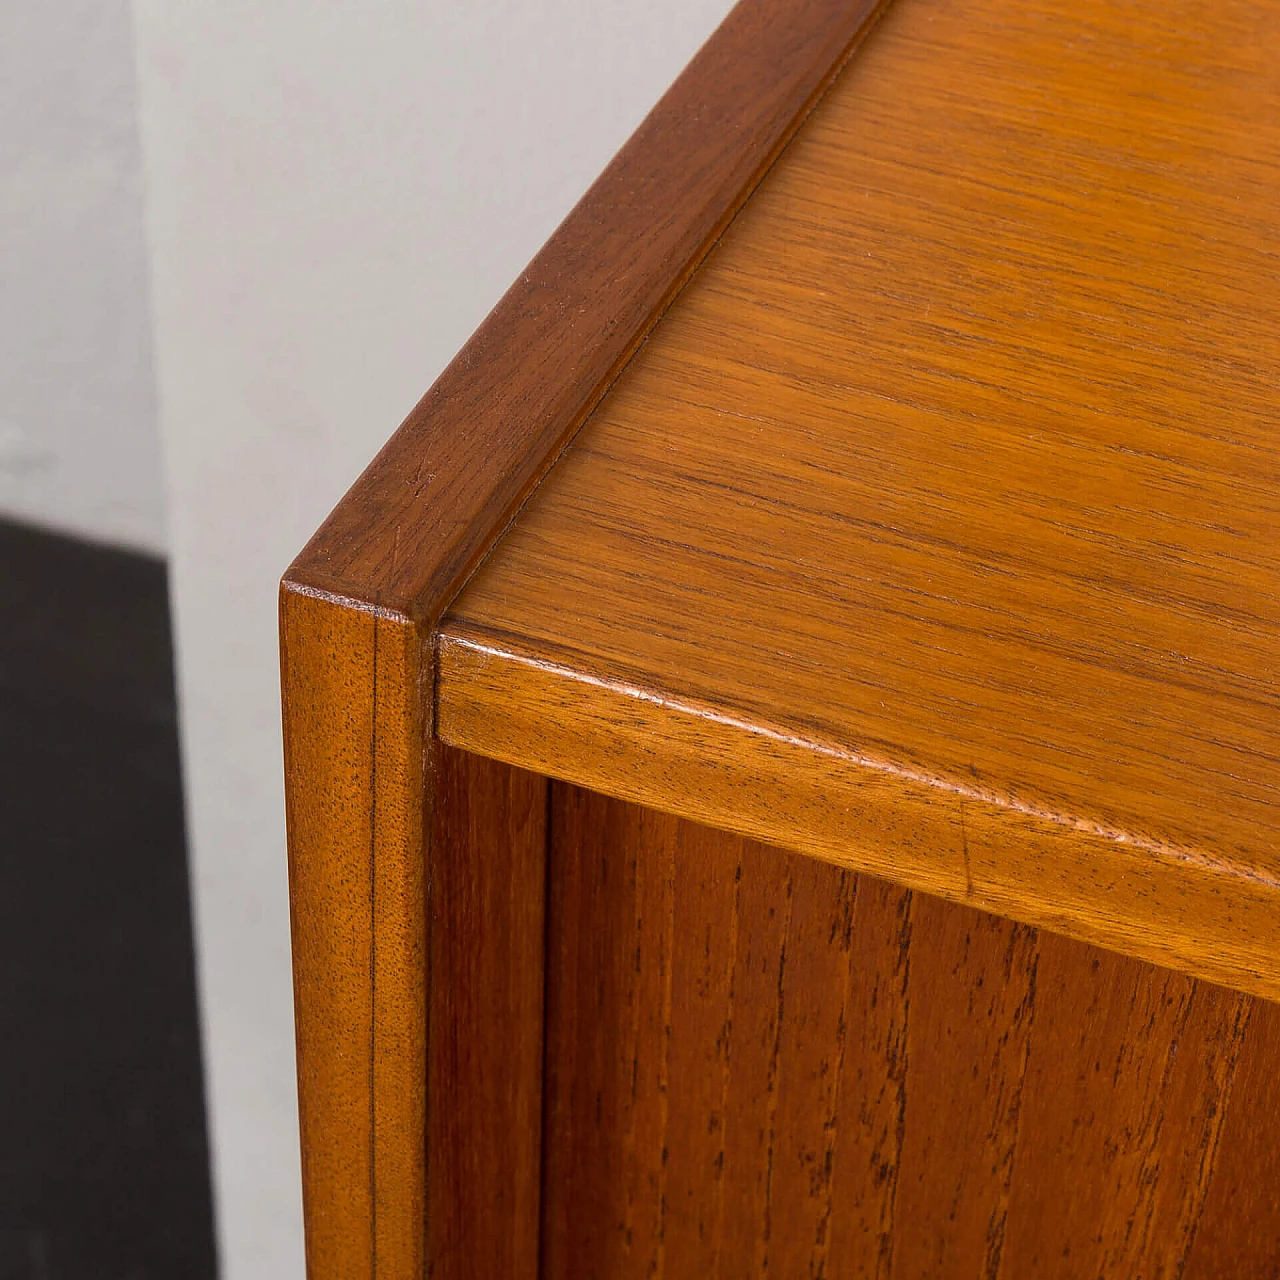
[541, 783, 1280, 1278]
[441, 0, 1280, 998]
[281, 610, 545, 1280]
[281, 592, 426, 1277]
[279, 0, 892, 1273]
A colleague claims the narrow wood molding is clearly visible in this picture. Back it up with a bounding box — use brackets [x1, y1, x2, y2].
[437, 626, 1280, 1004]
[281, 591, 426, 1278]
[280, 1, 892, 1275]
[285, 0, 891, 618]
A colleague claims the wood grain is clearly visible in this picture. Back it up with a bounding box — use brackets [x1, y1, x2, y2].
[425, 745, 547, 1279]
[539, 785, 1276, 1277]
[279, 603, 545, 1280]
[441, 0, 1280, 998]
[279, 0, 893, 1273]
[999, 934, 1252, 1277]
[889, 895, 1037, 1278]
[281, 589, 425, 1278]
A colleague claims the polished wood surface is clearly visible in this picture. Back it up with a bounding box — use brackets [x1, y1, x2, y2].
[441, 0, 1280, 997]
[278, 0, 892, 1273]
[542, 782, 1280, 1278]
[281, 592, 425, 1277]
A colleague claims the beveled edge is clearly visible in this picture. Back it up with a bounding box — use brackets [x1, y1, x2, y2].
[285, 0, 892, 622]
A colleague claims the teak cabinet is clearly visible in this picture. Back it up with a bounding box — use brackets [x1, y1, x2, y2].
[280, 0, 1280, 1273]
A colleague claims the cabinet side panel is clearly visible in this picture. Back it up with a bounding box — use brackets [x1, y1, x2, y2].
[280, 587, 426, 1279]
[539, 783, 1279, 1277]
[427, 745, 548, 1279]
[539, 784, 681, 1278]
[999, 933, 1252, 1277]
[1181, 998, 1280, 1277]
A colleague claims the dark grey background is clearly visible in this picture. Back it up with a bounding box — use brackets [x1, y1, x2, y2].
[0, 519, 215, 1279]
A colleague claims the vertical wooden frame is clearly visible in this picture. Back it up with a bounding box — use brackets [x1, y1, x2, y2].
[280, 1, 891, 1274]
[281, 592, 428, 1277]
[280, 590, 553, 1279]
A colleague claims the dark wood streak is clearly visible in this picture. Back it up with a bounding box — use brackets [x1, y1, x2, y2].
[891, 900, 1039, 1279]
[836, 881, 913, 1279]
[710, 853, 745, 1275]
[1181, 999, 1280, 1277]
[810, 875, 854, 1277]
[997, 936, 1255, 1278]
[657, 815, 677, 1278]
[759, 865, 793, 1276]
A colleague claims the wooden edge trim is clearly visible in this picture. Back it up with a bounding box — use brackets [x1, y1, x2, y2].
[281, 588, 426, 1278]
[279, 1, 893, 1276]
[284, 0, 891, 618]
[437, 626, 1280, 1005]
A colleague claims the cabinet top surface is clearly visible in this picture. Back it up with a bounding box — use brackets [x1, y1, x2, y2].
[444, 0, 1280, 876]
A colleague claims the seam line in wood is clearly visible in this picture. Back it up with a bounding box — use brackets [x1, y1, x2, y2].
[367, 615, 378, 1280]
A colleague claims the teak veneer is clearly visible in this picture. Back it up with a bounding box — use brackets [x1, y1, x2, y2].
[443, 0, 1280, 1004]
[281, 0, 1280, 1273]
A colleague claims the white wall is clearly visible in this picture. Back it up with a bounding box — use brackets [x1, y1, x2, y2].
[0, 0, 165, 553]
[129, 2, 736, 1276]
